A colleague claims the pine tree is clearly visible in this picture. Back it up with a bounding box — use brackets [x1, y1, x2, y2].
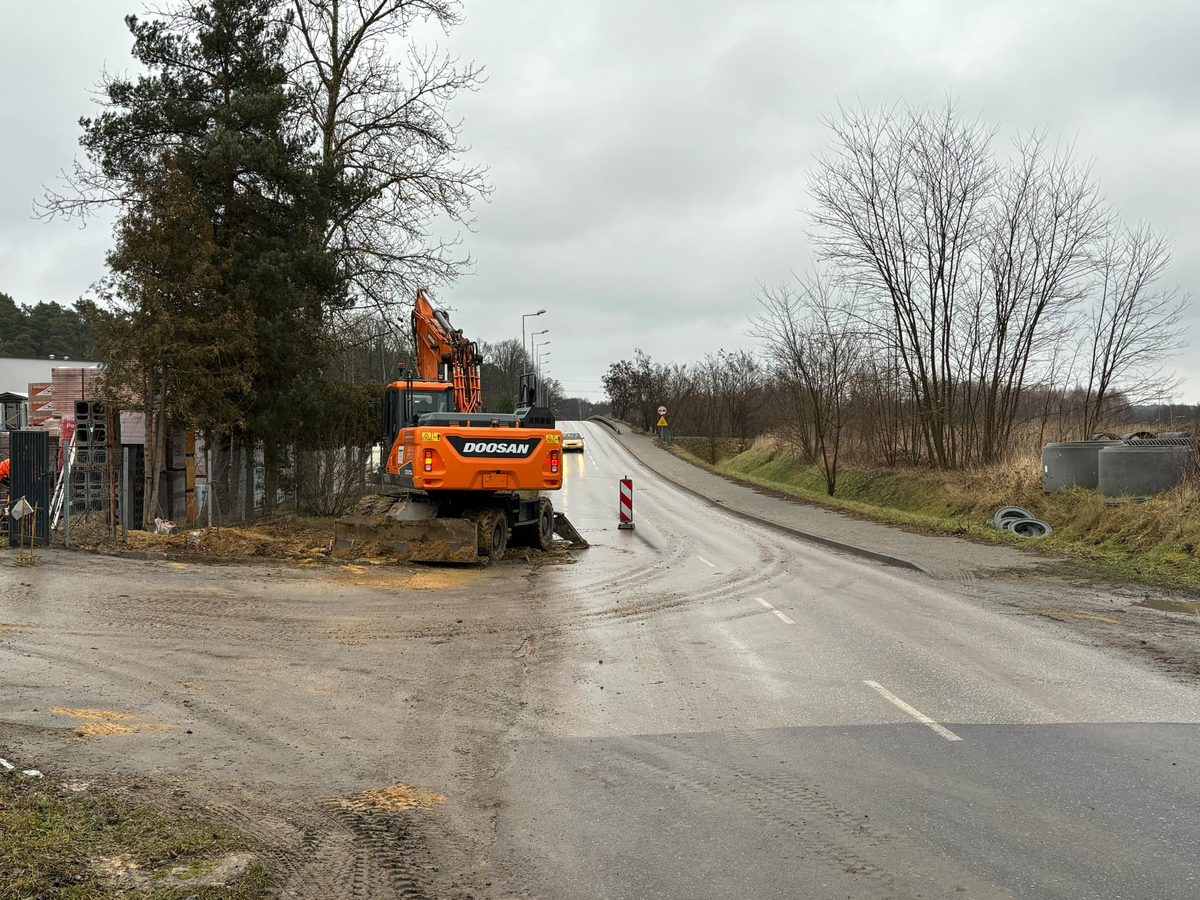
[56, 0, 345, 516]
[94, 157, 258, 525]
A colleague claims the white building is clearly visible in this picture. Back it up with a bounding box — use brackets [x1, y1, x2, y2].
[0, 356, 101, 397]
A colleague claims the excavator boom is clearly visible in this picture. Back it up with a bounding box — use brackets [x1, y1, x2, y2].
[413, 289, 483, 414]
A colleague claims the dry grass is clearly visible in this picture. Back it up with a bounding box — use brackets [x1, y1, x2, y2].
[0, 773, 271, 899]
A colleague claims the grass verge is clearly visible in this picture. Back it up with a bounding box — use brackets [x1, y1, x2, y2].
[0, 772, 271, 899]
[666, 442, 1200, 590]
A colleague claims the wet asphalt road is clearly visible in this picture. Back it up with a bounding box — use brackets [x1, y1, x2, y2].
[498, 421, 1200, 900]
[3, 421, 1200, 899]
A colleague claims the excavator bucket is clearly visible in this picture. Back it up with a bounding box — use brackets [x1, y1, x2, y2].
[553, 512, 588, 549]
[334, 507, 479, 564]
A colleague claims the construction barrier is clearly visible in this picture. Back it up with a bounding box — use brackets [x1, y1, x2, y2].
[618, 477, 634, 530]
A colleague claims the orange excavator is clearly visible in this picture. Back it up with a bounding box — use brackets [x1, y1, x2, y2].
[335, 290, 586, 562]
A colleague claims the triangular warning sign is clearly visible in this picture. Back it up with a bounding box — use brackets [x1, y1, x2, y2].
[656, 416, 668, 427]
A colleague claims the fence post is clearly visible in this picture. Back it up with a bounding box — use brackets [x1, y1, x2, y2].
[206, 447, 214, 527]
[122, 447, 130, 542]
[63, 438, 71, 548]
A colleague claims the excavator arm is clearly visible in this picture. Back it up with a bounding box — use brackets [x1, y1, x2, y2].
[412, 289, 483, 414]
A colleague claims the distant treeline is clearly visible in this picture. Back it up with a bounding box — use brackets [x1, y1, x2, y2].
[0, 293, 97, 360]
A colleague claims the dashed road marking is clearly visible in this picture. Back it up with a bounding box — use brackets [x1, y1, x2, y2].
[863, 680, 963, 742]
[755, 596, 796, 625]
[696, 555, 717, 568]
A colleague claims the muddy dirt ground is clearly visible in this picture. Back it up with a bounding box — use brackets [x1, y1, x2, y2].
[2, 550, 559, 898]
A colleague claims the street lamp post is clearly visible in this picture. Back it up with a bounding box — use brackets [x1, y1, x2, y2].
[522, 310, 546, 371]
[538, 351, 553, 405]
[534, 340, 551, 404]
[528, 329, 549, 404]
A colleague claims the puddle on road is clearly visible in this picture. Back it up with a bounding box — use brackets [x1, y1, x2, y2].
[340, 783, 446, 812]
[1135, 597, 1200, 615]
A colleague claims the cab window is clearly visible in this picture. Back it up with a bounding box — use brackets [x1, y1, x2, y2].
[409, 391, 453, 415]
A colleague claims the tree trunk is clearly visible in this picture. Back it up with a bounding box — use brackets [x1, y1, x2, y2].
[145, 409, 164, 530]
[142, 402, 155, 530]
[243, 436, 255, 522]
[263, 441, 278, 516]
[230, 433, 242, 524]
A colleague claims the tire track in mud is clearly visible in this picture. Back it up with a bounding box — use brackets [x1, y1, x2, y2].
[182, 785, 445, 900]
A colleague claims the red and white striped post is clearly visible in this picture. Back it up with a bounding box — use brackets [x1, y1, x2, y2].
[618, 477, 635, 530]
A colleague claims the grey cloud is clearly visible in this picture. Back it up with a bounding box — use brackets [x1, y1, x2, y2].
[2, 0, 1196, 400]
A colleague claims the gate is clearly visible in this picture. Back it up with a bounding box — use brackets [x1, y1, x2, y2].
[8, 430, 50, 547]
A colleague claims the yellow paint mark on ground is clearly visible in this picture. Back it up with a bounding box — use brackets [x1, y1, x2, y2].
[340, 783, 446, 813]
[182, 682, 206, 692]
[167, 562, 189, 569]
[0, 622, 35, 637]
[77, 722, 134, 736]
[74, 722, 175, 737]
[51, 706, 174, 736]
[50, 707, 137, 721]
[309, 687, 332, 694]
[333, 569, 475, 591]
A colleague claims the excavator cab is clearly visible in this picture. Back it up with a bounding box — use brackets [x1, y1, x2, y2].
[383, 380, 455, 438]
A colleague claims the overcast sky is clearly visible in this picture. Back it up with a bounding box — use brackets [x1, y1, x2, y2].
[1, 0, 1197, 401]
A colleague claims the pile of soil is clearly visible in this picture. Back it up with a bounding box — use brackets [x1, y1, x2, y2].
[69, 519, 337, 562]
[63, 516, 581, 566]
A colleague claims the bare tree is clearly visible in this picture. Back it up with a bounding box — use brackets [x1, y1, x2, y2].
[808, 100, 996, 468]
[327, 310, 415, 383]
[480, 338, 530, 412]
[1081, 222, 1188, 433]
[753, 275, 863, 495]
[970, 132, 1108, 461]
[289, 0, 491, 321]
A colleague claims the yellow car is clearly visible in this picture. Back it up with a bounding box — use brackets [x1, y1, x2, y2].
[562, 432, 585, 452]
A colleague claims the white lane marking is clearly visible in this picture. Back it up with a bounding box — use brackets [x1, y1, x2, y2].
[696, 555, 717, 568]
[755, 597, 796, 625]
[863, 680, 963, 742]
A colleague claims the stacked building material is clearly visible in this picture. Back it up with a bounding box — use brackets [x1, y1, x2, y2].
[69, 400, 120, 522]
[28, 383, 52, 425]
[50, 367, 102, 412]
